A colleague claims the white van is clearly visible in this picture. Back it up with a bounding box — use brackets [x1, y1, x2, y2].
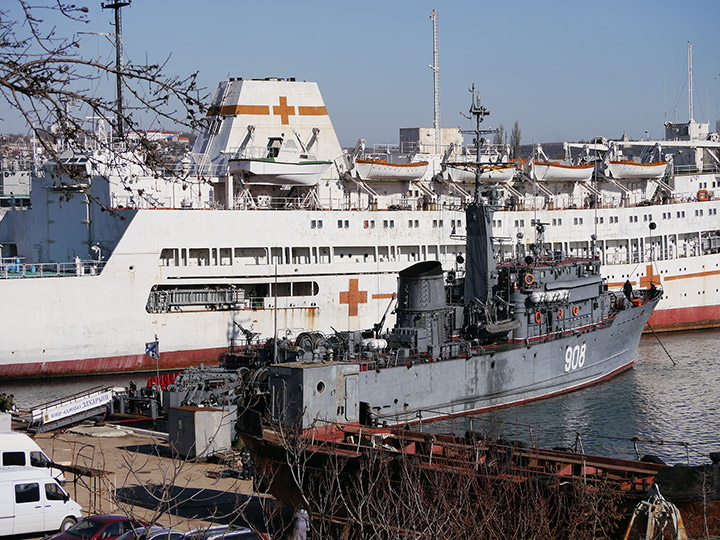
[0, 432, 65, 481]
[0, 467, 82, 536]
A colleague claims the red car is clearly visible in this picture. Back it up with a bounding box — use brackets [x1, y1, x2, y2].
[46, 514, 147, 540]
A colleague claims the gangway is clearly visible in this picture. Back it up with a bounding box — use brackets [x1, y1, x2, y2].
[28, 386, 118, 433]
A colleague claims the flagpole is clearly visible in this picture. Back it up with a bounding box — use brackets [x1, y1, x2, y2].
[154, 333, 160, 397]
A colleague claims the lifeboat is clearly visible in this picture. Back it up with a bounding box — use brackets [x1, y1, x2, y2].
[532, 161, 595, 182]
[355, 159, 429, 181]
[229, 136, 331, 186]
[447, 164, 516, 183]
[607, 160, 668, 180]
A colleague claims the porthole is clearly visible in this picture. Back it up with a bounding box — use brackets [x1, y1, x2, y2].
[316, 381, 325, 393]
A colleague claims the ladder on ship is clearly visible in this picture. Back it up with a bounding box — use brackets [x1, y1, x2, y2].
[194, 82, 233, 176]
[27, 386, 117, 433]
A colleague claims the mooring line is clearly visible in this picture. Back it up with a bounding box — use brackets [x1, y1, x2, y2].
[647, 323, 676, 366]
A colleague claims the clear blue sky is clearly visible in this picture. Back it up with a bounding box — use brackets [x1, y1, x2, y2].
[3, 0, 720, 146]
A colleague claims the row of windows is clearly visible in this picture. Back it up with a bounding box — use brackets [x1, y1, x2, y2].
[160, 245, 465, 267]
[311, 219, 465, 230]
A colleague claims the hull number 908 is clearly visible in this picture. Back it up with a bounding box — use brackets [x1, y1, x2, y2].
[565, 343, 587, 372]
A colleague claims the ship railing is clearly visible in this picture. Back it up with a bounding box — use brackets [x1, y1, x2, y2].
[226, 146, 271, 160]
[0, 259, 106, 279]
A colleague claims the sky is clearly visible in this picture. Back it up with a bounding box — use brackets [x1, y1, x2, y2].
[2, 0, 720, 147]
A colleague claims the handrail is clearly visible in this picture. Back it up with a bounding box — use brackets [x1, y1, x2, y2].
[0, 259, 106, 279]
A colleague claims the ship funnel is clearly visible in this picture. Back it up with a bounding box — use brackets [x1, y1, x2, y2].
[396, 261, 445, 318]
[394, 261, 449, 352]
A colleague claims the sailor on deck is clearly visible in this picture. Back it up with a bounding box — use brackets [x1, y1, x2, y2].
[623, 279, 633, 301]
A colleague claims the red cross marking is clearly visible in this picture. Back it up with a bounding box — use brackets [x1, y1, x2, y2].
[273, 96, 295, 125]
[339, 279, 368, 317]
[639, 264, 659, 288]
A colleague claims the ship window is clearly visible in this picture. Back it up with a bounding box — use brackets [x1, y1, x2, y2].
[415, 220, 419, 227]
[439, 220, 443, 227]
[159, 248, 178, 267]
[219, 248, 231, 266]
[338, 220, 343, 228]
[433, 220, 437, 228]
[311, 220, 316, 229]
[235, 247, 266, 265]
[292, 247, 310, 264]
[319, 247, 330, 264]
[370, 220, 375, 228]
[390, 220, 395, 228]
[188, 248, 210, 266]
[292, 281, 319, 296]
[344, 220, 349, 229]
[408, 220, 413, 228]
[383, 220, 389, 228]
[318, 220, 323, 228]
[272, 282, 291, 297]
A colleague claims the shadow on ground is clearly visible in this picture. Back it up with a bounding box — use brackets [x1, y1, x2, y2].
[116, 484, 292, 537]
[118, 443, 175, 458]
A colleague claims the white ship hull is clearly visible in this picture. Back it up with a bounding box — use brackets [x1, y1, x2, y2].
[2, 198, 719, 378]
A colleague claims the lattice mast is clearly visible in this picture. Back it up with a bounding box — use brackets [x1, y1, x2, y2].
[101, 0, 132, 140]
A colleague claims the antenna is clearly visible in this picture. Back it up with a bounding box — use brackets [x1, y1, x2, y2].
[688, 41, 693, 123]
[430, 10, 441, 155]
[101, 0, 132, 140]
[461, 84, 491, 202]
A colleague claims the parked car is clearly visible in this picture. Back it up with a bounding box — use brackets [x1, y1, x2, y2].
[0, 467, 82, 537]
[185, 525, 268, 540]
[116, 526, 187, 540]
[46, 514, 147, 540]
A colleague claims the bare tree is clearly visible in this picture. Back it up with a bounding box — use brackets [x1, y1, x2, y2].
[492, 123, 505, 146]
[0, 1, 206, 195]
[246, 420, 626, 539]
[510, 120, 521, 159]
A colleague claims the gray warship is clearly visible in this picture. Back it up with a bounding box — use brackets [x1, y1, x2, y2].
[249, 90, 661, 429]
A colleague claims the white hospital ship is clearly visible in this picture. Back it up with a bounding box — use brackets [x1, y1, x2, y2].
[0, 76, 719, 378]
